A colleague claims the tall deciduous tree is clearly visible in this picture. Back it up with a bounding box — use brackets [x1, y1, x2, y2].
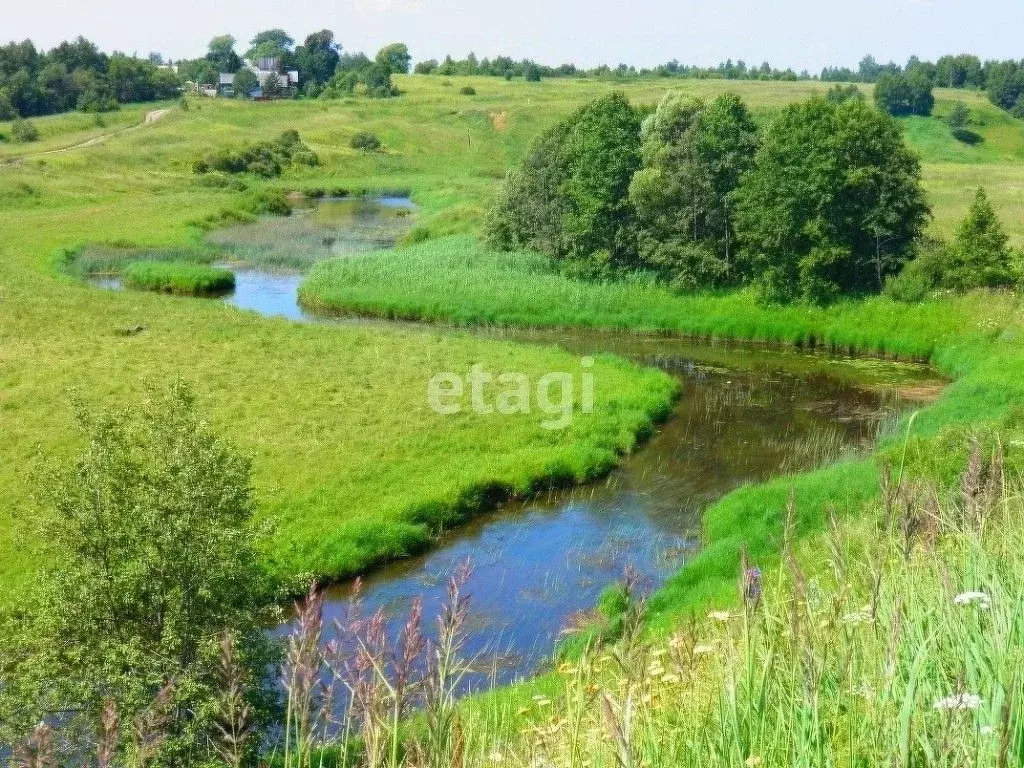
[734, 97, 930, 302]
[246, 29, 294, 63]
[206, 34, 241, 73]
[629, 92, 758, 289]
[295, 29, 340, 88]
[375, 43, 411, 75]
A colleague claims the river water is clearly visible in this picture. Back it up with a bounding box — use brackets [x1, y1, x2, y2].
[92, 197, 944, 693]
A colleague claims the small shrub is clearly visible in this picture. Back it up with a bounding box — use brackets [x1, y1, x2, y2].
[350, 131, 382, 151]
[122, 261, 235, 296]
[459, 86, 477, 96]
[11, 117, 39, 143]
[244, 189, 291, 217]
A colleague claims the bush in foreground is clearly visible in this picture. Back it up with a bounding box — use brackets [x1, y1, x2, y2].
[122, 260, 236, 295]
[0, 383, 274, 765]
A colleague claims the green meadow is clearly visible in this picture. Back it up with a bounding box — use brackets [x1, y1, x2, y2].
[2, 74, 1024, 612]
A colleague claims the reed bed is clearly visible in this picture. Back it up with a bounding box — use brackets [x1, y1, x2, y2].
[121, 261, 236, 296]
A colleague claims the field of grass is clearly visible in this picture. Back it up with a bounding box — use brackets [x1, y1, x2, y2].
[2, 75, 1023, 611]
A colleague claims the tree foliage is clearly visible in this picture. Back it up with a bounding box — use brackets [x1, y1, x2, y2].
[0, 383, 275, 764]
[245, 29, 294, 62]
[295, 29, 340, 91]
[628, 92, 758, 289]
[487, 92, 641, 274]
[733, 97, 930, 302]
[873, 72, 934, 116]
[943, 188, 1015, 290]
[0, 36, 179, 118]
[376, 43, 411, 75]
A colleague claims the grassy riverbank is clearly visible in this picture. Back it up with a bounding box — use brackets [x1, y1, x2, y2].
[300, 232, 1024, 622]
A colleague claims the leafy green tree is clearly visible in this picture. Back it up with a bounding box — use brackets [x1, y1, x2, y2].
[936, 54, 984, 88]
[948, 101, 979, 143]
[295, 29, 340, 87]
[487, 92, 640, 274]
[0, 382, 274, 764]
[375, 43, 411, 75]
[232, 67, 258, 97]
[486, 119, 571, 256]
[734, 97, 930, 302]
[362, 63, 398, 97]
[628, 92, 758, 289]
[559, 91, 642, 272]
[246, 29, 294, 63]
[0, 89, 16, 120]
[943, 188, 1015, 289]
[206, 35, 241, 73]
[524, 62, 542, 82]
[261, 71, 286, 99]
[11, 116, 39, 142]
[873, 72, 933, 116]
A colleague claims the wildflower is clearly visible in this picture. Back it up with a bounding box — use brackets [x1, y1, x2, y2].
[489, 751, 505, 763]
[953, 591, 992, 610]
[980, 725, 996, 736]
[710, 611, 733, 622]
[661, 673, 681, 684]
[693, 644, 716, 656]
[745, 756, 763, 767]
[933, 693, 983, 711]
[843, 607, 874, 625]
[743, 566, 763, 606]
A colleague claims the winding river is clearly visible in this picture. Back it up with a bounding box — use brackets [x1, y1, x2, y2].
[95, 197, 944, 694]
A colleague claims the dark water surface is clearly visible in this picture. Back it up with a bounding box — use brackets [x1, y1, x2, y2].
[94, 197, 945, 692]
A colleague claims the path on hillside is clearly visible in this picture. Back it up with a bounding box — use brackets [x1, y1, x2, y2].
[2, 108, 170, 163]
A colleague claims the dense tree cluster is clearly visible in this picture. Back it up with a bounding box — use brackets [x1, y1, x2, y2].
[488, 92, 933, 304]
[0, 37, 179, 119]
[873, 71, 934, 116]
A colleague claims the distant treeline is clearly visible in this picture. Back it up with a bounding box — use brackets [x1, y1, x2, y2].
[0, 37, 180, 119]
[5, 32, 1024, 122]
[420, 52, 1024, 116]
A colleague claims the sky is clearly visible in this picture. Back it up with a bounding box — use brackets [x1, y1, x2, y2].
[6, 0, 1024, 73]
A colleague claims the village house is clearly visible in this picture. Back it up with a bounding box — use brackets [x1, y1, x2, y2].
[217, 56, 299, 98]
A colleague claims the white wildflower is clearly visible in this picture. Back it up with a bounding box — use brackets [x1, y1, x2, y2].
[953, 591, 991, 610]
[980, 725, 996, 736]
[933, 693, 983, 711]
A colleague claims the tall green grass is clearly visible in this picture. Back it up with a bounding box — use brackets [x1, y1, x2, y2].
[449, 458, 1024, 767]
[121, 261, 236, 296]
[300, 235, 1015, 361]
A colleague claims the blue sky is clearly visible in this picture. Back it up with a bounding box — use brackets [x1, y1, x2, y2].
[8, 0, 1024, 72]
